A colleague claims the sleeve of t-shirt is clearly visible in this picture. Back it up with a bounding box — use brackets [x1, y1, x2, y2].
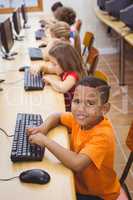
[80, 134, 109, 170]
[68, 71, 79, 81]
[60, 112, 73, 129]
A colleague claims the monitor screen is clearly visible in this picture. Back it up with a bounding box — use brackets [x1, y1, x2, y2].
[21, 4, 28, 24]
[12, 8, 22, 35]
[0, 18, 14, 54]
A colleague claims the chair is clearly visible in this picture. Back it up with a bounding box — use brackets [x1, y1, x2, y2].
[74, 31, 82, 56]
[82, 32, 94, 56]
[85, 47, 99, 74]
[119, 122, 133, 200]
[75, 19, 82, 33]
[93, 70, 109, 82]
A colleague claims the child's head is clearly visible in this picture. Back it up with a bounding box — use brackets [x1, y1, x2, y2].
[49, 21, 70, 41]
[51, 2, 63, 13]
[54, 7, 76, 26]
[48, 42, 85, 77]
[71, 76, 110, 129]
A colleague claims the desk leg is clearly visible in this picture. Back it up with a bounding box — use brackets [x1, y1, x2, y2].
[119, 37, 125, 86]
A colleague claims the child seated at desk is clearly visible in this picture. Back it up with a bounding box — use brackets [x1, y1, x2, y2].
[39, 1, 63, 28]
[54, 6, 81, 55]
[27, 76, 120, 200]
[32, 42, 86, 111]
[41, 21, 71, 61]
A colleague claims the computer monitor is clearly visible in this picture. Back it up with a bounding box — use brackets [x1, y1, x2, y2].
[0, 18, 16, 60]
[21, 4, 29, 28]
[97, 0, 110, 11]
[12, 8, 22, 36]
[120, 4, 133, 30]
[105, 0, 132, 19]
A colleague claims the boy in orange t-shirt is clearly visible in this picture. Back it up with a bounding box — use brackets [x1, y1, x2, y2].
[27, 76, 120, 200]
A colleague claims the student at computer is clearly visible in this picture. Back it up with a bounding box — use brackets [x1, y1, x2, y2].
[31, 42, 86, 111]
[27, 76, 120, 200]
[39, 1, 63, 28]
[54, 6, 81, 55]
[40, 21, 71, 61]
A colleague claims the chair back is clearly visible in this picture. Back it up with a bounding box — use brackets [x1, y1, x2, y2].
[75, 19, 82, 33]
[82, 32, 94, 56]
[86, 47, 99, 74]
[126, 121, 133, 151]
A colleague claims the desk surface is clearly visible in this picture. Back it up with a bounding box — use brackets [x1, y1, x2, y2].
[0, 16, 76, 200]
[95, 8, 133, 44]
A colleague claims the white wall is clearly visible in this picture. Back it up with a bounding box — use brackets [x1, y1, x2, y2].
[42, 0, 117, 53]
[0, 0, 117, 53]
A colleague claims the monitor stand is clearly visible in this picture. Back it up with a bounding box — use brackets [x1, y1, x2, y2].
[23, 22, 30, 29]
[2, 52, 18, 60]
[14, 35, 24, 41]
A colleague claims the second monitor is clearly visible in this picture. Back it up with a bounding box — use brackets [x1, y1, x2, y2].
[12, 8, 24, 41]
[105, 0, 132, 19]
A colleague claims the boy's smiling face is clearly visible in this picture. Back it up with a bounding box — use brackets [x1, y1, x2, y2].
[71, 85, 110, 129]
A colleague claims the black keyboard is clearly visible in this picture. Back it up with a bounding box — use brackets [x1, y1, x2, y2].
[11, 113, 44, 162]
[24, 68, 44, 91]
[35, 29, 45, 40]
[28, 47, 43, 61]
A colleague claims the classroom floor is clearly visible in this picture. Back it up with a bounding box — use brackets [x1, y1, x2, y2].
[98, 44, 133, 199]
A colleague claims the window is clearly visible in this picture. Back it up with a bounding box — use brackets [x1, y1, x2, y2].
[0, 0, 43, 13]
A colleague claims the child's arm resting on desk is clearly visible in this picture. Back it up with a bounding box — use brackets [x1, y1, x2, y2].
[29, 133, 91, 172]
[27, 113, 61, 136]
[28, 112, 91, 172]
[43, 75, 76, 93]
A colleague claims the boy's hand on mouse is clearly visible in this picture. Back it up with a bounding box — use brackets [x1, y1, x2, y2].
[29, 133, 46, 147]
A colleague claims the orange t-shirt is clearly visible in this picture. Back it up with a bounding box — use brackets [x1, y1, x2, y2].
[61, 112, 120, 200]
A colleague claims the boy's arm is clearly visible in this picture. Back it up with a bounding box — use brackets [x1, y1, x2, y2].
[29, 133, 91, 172]
[27, 113, 61, 136]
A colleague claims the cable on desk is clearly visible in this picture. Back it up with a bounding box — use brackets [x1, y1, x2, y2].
[3, 78, 24, 85]
[0, 176, 19, 181]
[0, 127, 14, 137]
[0, 69, 18, 74]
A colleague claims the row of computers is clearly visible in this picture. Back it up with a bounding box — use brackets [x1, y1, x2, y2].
[0, 3, 45, 61]
[0, 5, 46, 163]
[0, 4, 29, 60]
[97, 0, 133, 30]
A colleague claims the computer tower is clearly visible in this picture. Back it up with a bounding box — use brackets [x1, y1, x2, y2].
[105, 0, 132, 19]
[97, 0, 110, 10]
[120, 4, 133, 30]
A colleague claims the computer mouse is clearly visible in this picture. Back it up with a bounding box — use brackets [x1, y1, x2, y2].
[19, 169, 50, 184]
[19, 66, 29, 72]
[39, 44, 47, 48]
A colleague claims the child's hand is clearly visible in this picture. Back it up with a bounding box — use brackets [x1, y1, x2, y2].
[30, 63, 42, 75]
[27, 126, 43, 136]
[43, 75, 53, 85]
[28, 133, 46, 147]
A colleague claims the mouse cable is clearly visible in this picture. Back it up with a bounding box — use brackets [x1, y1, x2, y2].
[0, 176, 19, 181]
[3, 78, 24, 85]
[0, 127, 14, 137]
[0, 69, 18, 74]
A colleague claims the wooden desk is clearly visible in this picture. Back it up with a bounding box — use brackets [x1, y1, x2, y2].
[0, 15, 76, 200]
[95, 8, 133, 85]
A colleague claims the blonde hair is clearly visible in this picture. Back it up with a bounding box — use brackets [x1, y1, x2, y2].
[49, 21, 70, 40]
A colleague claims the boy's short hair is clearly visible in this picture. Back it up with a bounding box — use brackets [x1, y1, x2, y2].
[51, 2, 63, 12]
[77, 76, 110, 104]
[55, 7, 76, 25]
